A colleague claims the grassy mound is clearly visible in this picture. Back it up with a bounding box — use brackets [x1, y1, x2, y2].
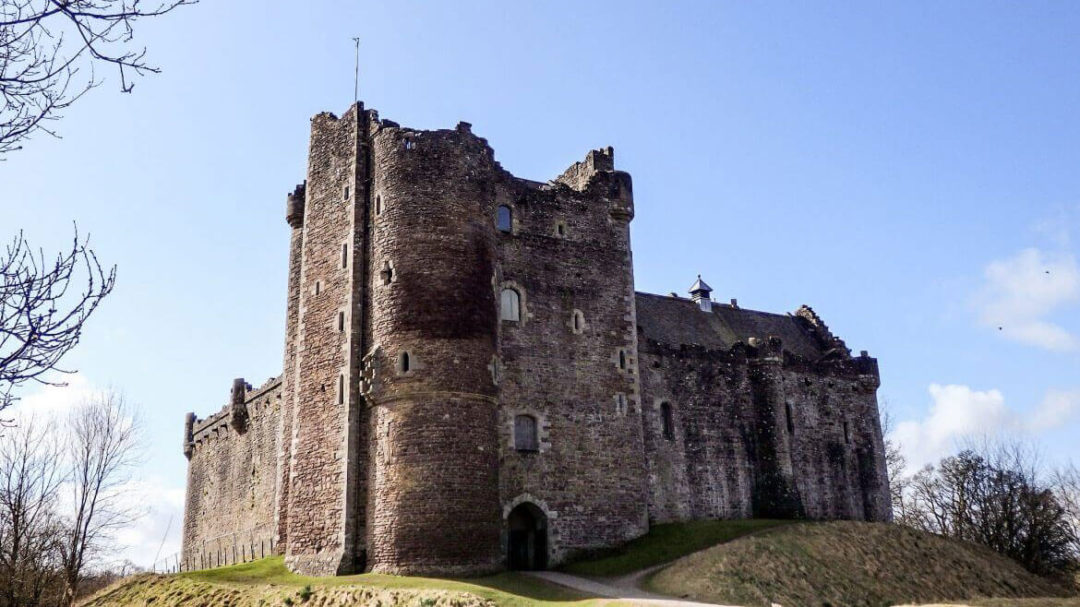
[78, 557, 601, 607]
[648, 521, 1076, 607]
[561, 518, 792, 577]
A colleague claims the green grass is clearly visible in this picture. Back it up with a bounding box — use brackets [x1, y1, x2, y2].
[176, 556, 609, 607]
[647, 521, 1078, 607]
[560, 518, 793, 577]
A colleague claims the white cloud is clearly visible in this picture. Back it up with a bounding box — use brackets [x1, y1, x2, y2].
[108, 476, 186, 571]
[974, 247, 1080, 351]
[7, 374, 98, 422]
[890, 383, 1080, 472]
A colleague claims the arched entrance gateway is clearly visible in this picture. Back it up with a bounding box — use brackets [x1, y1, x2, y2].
[507, 502, 548, 570]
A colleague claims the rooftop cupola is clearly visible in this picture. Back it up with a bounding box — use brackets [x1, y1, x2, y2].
[689, 275, 713, 312]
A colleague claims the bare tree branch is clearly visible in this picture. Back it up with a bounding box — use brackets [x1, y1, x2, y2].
[0, 0, 196, 156]
[0, 225, 116, 418]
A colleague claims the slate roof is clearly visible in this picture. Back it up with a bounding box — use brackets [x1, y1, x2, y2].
[635, 292, 824, 359]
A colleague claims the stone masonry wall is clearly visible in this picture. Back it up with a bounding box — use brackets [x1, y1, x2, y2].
[362, 122, 502, 575]
[496, 147, 649, 566]
[639, 332, 891, 524]
[181, 378, 281, 570]
[284, 105, 367, 576]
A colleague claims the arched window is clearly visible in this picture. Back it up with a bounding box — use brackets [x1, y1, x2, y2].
[501, 288, 521, 322]
[514, 414, 539, 452]
[400, 351, 411, 373]
[497, 205, 513, 233]
[572, 310, 584, 333]
[661, 402, 675, 440]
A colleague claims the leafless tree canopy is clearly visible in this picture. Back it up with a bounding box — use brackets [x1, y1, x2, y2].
[0, 418, 64, 607]
[0, 0, 195, 155]
[0, 227, 115, 415]
[897, 441, 1078, 584]
[59, 390, 139, 605]
[0, 391, 142, 607]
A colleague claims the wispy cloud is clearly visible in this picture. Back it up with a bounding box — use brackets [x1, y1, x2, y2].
[8, 373, 98, 421]
[974, 247, 1080, 351]
[890, 383, 1080, 472]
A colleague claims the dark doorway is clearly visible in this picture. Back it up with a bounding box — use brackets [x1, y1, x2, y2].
[507, 502, 548, 570]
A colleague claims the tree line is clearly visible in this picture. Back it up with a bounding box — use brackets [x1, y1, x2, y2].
[885, 409, 1080, 588]
[0, 391, 140, 607]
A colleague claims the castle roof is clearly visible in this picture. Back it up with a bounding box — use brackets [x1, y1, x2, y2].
[635, 292, 827, 359]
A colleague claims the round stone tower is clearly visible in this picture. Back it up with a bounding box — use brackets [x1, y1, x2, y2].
[363, 123, 502, 575]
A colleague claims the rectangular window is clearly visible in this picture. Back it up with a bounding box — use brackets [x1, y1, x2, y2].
[514, 415, 538, 452]
[341, 243, 348, 269]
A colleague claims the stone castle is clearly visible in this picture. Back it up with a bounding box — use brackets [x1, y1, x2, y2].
[180, 102, 891, 577]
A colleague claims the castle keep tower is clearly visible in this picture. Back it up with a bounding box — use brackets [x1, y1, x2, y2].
[179, 100, 891, 577]
[363, 122, 503, 574]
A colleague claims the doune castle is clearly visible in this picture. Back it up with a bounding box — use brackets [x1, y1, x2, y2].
[180, 101, 891, 577]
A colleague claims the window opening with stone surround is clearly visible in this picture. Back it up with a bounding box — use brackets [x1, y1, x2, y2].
[375, 194, 383, 215]
[497, 205, 513, 233]
[501, 288, 521, 322]
[380, 262, 394, 285]
[514, 415, 538, 452]
[661, 402, 674, 440]
[786, 402, 795, 435]
[400, 351, 411, 374]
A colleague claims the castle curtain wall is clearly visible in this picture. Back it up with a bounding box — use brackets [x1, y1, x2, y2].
[639, 334, 891, 524]
[181, 381, 282, 569]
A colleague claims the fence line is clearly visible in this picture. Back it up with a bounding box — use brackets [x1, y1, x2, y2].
[153, 526, 276, 573]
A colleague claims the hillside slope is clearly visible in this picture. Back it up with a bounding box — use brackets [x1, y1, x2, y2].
[648, 521, 1075, 607]
[77, 557, 599, 607]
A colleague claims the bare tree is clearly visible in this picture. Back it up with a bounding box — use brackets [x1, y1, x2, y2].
[0, 0, 195, 155]
[0, 417, 65, 607]
[899, 441, 1077, 581]
[58, 391, 139, 606]
[879, 399, 911, 520]
[0, 227, 115, 416]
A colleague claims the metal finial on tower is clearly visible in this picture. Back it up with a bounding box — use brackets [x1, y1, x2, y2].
[352, 37, 361, 104]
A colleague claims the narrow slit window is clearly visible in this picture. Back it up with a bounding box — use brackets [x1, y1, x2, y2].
[341, 243, 348, 269]
[619, 350, 627, 370]
[337, 311, 345, 333]
[556, 222, 566, 237]
[786, 402, 795, 435]
[375, 194, 383, 215]
[501, 288, 520, 322]
[344, 185, 350, 200]
[573, 311, 582, 332]
[514, 415, 539, 452]
[661, 402, 675, 440]
[400, 351, 410, 373]
[314, 281, 321, 296]
[497, 205, 512, 233]
[380, 262, 394, 285]
[843, 421, 851, 444]
[337, 374, 344, 405]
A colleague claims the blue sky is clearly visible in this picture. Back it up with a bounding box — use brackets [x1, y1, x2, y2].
[3, 1, 1078, 568]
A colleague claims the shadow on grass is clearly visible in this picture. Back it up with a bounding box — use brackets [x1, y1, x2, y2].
[560, 518, 794, 577]
[181, 557, 611, 606]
